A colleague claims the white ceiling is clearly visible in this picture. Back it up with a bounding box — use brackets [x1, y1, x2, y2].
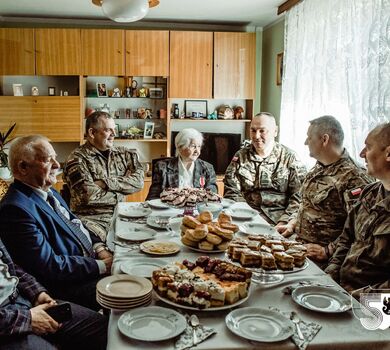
[0, 0, 285, 28]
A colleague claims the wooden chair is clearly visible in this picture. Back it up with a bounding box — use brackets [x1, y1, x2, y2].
[0, 179, 9, 200]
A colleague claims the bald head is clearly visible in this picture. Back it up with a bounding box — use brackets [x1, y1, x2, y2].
[370, 123, 390, 149]
[250, 112, 278, 156]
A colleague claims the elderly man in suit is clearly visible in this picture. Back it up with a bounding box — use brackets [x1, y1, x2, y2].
[0, 135, 112, 311]
[0, 238, 108, 350]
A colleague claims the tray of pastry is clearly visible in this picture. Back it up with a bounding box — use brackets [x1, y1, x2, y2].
[151, 256, 252, 310]
[180, 211, 239, 252]
[226, 235, 309, 274]
[160, 187, 221, 208]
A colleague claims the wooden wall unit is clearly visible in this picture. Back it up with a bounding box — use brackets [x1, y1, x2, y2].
[169, 31, 213, 98]
[81, 29, 125, 76]
[214, 32, 256, 99]
[0, 97, 81, 142]
[0, 28, 35, 75]
[125, 30, 169, 76]
[35, 29, 81, 75]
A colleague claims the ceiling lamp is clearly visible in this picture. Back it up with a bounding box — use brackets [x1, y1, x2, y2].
[92, 0, 159, 23]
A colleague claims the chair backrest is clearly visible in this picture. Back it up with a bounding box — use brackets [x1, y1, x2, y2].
[0, 179, 9, 200]
[60, 183, 71, 207]
[151, 157, 175, 178]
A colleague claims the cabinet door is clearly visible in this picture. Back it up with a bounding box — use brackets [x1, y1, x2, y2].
[126, 30, 169, 76]
[170, 31, 213, 98]
[82, 29, 125, 76]
[0, 28, 35, 75]
[214, 32, 256, 99]
[0, 97, 81, 142]
[35, 29, 81, 75]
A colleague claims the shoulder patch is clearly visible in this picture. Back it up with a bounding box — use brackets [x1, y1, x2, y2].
[350, 187, 362, 196]
[232, 156, 238, 162]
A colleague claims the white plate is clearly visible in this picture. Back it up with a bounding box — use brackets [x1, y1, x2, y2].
[239, 222, 279, 236]
[155, 291, 250, 311]
[147, 199, 170, 210]
[120, 258, 169, 278]
[96, 275, 152, 299]
[118, 306, 187, 341]
[140, 241, 181, 256]
[221, 198, 236, 208]
[226, 208, 258, 220]
[146, 215, 172, 229]
[226, 307, 294, 342]
[183, 243, 225, 254]
[118, 206, 152, 218]
[292, 286, 352, 313]
[166, 217, 183, 235]
[116, 224, 157, 242]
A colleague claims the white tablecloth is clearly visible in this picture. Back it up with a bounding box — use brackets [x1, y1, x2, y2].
[106, 202, 390, 350]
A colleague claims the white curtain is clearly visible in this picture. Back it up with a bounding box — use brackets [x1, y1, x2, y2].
[280, 0, 390, 167]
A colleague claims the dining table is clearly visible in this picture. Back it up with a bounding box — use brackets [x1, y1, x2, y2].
[105, 201, 390, 350]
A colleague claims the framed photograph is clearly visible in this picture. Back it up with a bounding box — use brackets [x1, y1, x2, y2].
[185, 100, 208, 118]
[48, 86, 56, 96]
[115, 124, 119, 136]
[96, 83, 108, 97]
[12, 84, 23, 96]
[143, 121, 155, 139]
[149, 87, 163, 99]
[276, 52, 284, 86]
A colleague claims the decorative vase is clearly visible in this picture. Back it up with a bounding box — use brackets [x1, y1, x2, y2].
[0, 167, 11, 180]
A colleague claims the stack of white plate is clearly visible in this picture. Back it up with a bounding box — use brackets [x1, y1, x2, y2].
[96, 274, 153, 311]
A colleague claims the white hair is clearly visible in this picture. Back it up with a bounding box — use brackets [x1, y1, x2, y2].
[174, 128, 203, 156]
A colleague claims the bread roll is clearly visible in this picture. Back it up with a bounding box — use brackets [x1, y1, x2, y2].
[218, 212, 232, 224]
[206, 233, 223, 245]
[220, 222, 239, 233]
[214, 226, 234, 240]
[217, 241, 230, 251]
[198, 211, 213, 224]
[181, 235, 198, 247]
[198, 240, 214, 251]
[192, 224, 208, 240]
[183, 230, 200, 243]
[182, 216, 201, 229]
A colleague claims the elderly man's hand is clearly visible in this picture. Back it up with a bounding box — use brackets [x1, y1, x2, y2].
[275, 220, 296, 238]
[102, 256, 113, 274]
[34, 292, 56, 307]
[305, 243, 328, 262]
[97, 249, 112, 260]
[30, 303, 60, 335]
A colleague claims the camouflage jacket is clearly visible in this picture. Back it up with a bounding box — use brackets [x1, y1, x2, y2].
[223, 143, 306, 224]
[146, 157, 217, 200]
[326, 182, 390, 294]
[63, 142, 144, 240]
[296, 150, 372, 249]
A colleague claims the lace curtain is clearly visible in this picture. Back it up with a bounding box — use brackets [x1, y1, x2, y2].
[280, 0, 390, 167]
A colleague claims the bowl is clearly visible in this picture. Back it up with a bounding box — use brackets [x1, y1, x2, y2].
[197, 202, 223, 219]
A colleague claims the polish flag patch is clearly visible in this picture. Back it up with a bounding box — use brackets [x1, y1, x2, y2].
[351, 187, 362, 196]
[232, 156, 238, 162]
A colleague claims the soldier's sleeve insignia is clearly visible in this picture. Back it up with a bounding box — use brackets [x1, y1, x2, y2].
[350, 187, 362, 196]
[232, 156, 238, 162]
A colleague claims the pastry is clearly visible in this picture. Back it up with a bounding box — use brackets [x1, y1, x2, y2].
[181, 233, 199, 247]
[192, 224, 208, 240]
[274, 251, 294, 270]
[206, 233, 223, 245]
[198, 240, 214, 251]
[218, 212, 232, 224]
[182, 215, 202, 229]
[285, 248, 306, 267]
[216, 241, 230, 251]
[214, 226, 234, 240]
[220, 222, 239, 233]
[239, 248, 262, 267]
[260, 252, 277, 270]
[198, 211, 213, 224]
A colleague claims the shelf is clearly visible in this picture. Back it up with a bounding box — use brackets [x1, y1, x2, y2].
[114, 138, 167, 142]
[85, 97, 165, 100]
[171, 118, 251, 122]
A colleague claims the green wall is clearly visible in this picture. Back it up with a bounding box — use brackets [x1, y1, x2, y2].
[261, 19, 284, 125]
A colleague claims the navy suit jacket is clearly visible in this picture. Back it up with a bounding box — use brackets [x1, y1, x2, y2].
[0, 181, 100, 291]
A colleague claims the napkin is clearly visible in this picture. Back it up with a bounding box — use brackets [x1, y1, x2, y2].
[175, 315, 216, 350]
[269, 307, 321, 350]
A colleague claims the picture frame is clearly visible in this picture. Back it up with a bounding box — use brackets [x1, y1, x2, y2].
[185, 100, 208, 118]
[115, 124, 119, 136]
[48, 86, 56, 96]
[96, 83, 108, 97]
[276, 52, 284, 86]
[143, 121, 155, 139]
[149, 87, 164, 99]
[12, 84, 23, 96]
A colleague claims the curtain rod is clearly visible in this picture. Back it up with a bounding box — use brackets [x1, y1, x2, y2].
[277, 0, 303, 15]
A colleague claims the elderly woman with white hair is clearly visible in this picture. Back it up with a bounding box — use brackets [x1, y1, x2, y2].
[146, 128, 217, 200]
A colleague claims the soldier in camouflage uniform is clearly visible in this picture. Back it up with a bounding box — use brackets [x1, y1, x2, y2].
[63, 112, 144, 241]
[146, 128, 217, 200]
[224, 113, 306, 225]
[279, 116, 373, 268]
[325, 123, 390, 297]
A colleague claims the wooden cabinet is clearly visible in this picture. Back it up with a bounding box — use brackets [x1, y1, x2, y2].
[81, 29, 125, 76]
[125, 178, 152, 202]
[0, 97, 81, 142]
[0, 28, 35, 75]
[126, 30, 169, 77]
[214, 32, 256, 99]
[169, 31, 213, 98]
[35, 29, 81, 75]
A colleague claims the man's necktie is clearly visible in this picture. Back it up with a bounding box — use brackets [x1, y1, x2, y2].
[47, 192, 94, 257]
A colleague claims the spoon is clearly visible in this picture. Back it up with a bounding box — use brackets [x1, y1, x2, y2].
[190, 314, 200, 345]
[290, 311, 304, 340]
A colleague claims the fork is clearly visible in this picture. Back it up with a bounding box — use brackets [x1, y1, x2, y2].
[290, 311, 304, 340]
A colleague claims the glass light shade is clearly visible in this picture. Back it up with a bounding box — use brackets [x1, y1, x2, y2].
[102, 0, 149, 23]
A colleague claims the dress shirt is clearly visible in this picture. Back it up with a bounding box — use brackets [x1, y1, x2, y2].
[178, 157, 195, 189]
[0, 255, 18, 306]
